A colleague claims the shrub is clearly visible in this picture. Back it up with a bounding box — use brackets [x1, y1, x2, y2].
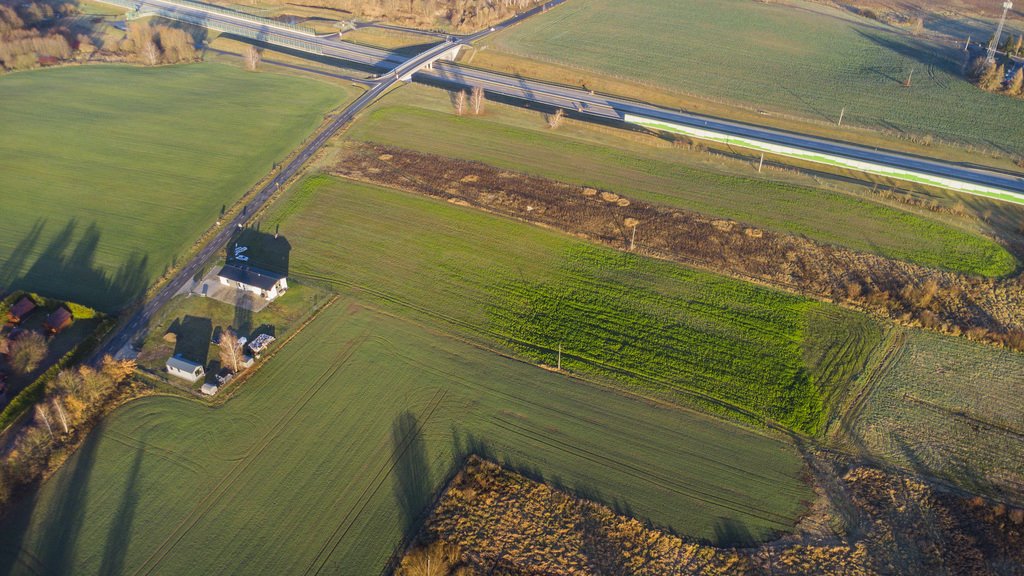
[64, 301, 96, 320]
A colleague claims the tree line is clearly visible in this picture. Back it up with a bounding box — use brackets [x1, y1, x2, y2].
[0, 0, 200, 72]
[119, 21, 197, 65]
[312, 0, 536, 31]
[0, 0, 73, 71]
[0, 356, 136, 510]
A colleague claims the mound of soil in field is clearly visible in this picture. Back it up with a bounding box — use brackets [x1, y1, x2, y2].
[396, 456, 1024, 575]
[333, 144, 1024, 351]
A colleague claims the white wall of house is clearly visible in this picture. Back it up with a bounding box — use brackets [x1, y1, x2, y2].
[218, 277, 287, 301]
[167, 363, 205, 383]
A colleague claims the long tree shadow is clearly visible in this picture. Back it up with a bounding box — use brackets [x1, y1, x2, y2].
[392, 411, 432, 542]
[0, 220, 44, 289]
[1, 218, 150, 313]
[712, 516, 755, 547]
[31, 419, 104, 574]
[233, 293, 254, 339]
[0, 487, 41, 575]
[97, 437, 146, 576]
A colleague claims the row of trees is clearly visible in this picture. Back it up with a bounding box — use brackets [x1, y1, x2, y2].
[120, 21, 197, 65]
[0, 0, 74, 34]
[452, 86, 485, 116]
[0, 356, 136, 506]
[0, 0, 75, 71]
[327, 0, 536, 30]
[967, 57, 1024, 98]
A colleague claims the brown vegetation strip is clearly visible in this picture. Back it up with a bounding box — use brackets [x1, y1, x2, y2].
[398, 456, 1024, 575]
[332, 144, 1024, 351]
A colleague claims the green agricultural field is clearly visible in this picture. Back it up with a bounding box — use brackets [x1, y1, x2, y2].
[0, 64, 347, 312]
[839, 329, 1024, 498]
[485, 0, 1024, 155]
[0, 302, 813, 574]
[346, 99, 1015, 277]
[266, 176, 877, 434]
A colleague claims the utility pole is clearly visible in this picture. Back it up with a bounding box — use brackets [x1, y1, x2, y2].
[758, 153, 765, 172]
[630, 222, 638, 251]
[557, 342, 562, 370]
[988, 1, 1013, 63]
[838, 107, 845, 127]
[965, 35, 971, 51]
[904, 67, 914, 87]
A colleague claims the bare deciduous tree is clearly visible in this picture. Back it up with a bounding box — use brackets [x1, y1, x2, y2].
[35, 405, 53, 440]
[141, 39, 161, 65]
[453, 89, 466, 116]
[546, 108, 564, 129]
[8, 331, 47, 375]
[470, 85, 485, 115]
[52, 398, 69, 434]
[245, 44, 261, 71]
[219, 329, 244, 373]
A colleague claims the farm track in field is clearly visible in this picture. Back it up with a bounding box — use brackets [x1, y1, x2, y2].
[833, 330, 907, 450]
[903, 394, 1024, 443]
[103, 429, 207, 477]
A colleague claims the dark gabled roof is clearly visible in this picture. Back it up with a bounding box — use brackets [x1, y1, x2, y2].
[167, 355, 203, 372]
[9, 296, 37, 319]
[45, 307, 72, 330]
[217, 265, 284, 291]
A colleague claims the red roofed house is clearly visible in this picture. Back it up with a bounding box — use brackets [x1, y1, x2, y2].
[44, 306, 73, 334]
[7, 296, 37, 324]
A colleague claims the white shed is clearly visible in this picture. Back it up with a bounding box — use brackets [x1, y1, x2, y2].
[200, 382, 219, 396]
[166, 355, 205, 383]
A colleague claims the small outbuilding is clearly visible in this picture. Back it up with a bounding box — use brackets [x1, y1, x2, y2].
[247, 333, 276, 358]
[166, 355, 205, 383]
[200, 382, 219, 396]
[215, 367, 234, 385]
[217, 265, 288, 302]
[44, 306, 73, 334]
[7, 296, 37, 324]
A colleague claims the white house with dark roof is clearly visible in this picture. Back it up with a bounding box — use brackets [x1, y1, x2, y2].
[217, 264, 288, 301]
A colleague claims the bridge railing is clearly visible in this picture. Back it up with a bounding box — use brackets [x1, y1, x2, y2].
[156, 0, 315, 36]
